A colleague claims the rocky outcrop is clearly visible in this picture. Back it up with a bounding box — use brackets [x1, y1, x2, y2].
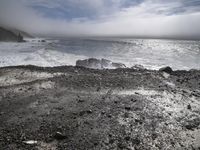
[0, 27, 18, 42]
[76, 58, 126, 69]
[17, 33, 25, 42]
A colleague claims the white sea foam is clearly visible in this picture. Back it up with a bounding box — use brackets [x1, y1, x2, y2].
[0, 40, 87, 67]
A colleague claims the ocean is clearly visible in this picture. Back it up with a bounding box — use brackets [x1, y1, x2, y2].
[0, 37, 200, 70]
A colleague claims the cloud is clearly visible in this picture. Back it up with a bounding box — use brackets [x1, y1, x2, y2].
[0, 0, 200, 39]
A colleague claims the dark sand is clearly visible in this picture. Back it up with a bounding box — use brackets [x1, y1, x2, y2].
[0, 65, 200, 150]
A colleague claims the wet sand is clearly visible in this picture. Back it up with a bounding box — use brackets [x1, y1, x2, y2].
[0, 65, 200, 150]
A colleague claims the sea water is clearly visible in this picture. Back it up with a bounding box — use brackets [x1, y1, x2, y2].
[0, 37, 200, 70]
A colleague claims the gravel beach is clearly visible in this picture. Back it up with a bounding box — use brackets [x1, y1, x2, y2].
[0, 65, 200, 150]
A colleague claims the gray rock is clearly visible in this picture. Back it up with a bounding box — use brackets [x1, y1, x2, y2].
[187, 104, 191, 110]
[76, 58, 126, 69]
[101, 59, 112, 68]
[159, 66, 173, 74]
[54, 132, 67, 140]
[131, 64, 145, 70]
[76, 58, 101, 69]
[41, 40, 46, 42]
[112, 62, 126, 68]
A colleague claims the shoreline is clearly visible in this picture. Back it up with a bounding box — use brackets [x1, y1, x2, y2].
[0, 64, 199, 71]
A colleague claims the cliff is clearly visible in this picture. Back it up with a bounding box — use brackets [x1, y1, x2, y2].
[0, 27, 32, 42]
[0, 27, 19, 42]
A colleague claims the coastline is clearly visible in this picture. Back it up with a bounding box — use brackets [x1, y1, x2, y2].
[0, 65, 200, 149]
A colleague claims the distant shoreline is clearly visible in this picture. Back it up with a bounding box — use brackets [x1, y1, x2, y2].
[0, 64, 199, 72]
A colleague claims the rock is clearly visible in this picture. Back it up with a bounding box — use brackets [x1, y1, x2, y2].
[101, 59, 112, 68]
[135, 119, 143, 125]
[131, 64, 145, 70]
[152, 133, 158, 140]
[17, 33, 25, 42]
[191, 91, 200, 97]
[131, 98, 137, 102]
[159, 66, 173, 74]
[76, 58, 101, 69]
[124, 112, 129, 118]
[125, 106, 131, 111]
[79, 110, 93, 116]
[132, 138, 141, 145]
[86, 110, 93, 114]
[0, 112, 4, 115]
[187, 104, 191, 110]
[101, 111, 106, 115]
[96, 87, 101, 92]
[41, 40, 46, 42]
[23, 140, 38, 145]
[107, 114, 112, 118]
[77, 99, 85, 103]
[76, 58, 126, 69]
[54, 132, 67, 140]
[184, 118, 200, 130]
[124, 136, 131, 141]
[112, 62, 126, 68]
[117, 142, 126, 149]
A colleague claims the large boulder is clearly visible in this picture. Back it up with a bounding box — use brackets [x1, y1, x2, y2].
[76, 58, 101, 69]
[76, 58, 126, 69]
[159, 66, 173, 74]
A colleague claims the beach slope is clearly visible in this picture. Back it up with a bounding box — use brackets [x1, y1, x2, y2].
[0, 65, 200, 149]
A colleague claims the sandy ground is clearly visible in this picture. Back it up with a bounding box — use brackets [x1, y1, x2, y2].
[0, 65, 200, 150]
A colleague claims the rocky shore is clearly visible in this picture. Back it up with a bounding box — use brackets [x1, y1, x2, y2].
[0, 65, 200, 150]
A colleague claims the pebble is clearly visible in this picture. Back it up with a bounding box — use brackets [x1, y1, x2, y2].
[131, 99, 137, 102]
[23, 140, 38, 145]
[79, 110, 93, 116]
[54, 132, 67, 140]
[187, 104, 192, 110]
[77, 99, 85, 103]
[0, 112, 4, 115]
[125, 106, 131, 111]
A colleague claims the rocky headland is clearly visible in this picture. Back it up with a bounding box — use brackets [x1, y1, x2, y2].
[0, 27, 32, 42]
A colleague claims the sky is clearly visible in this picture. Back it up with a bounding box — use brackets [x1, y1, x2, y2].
[0, 0, 200, 39]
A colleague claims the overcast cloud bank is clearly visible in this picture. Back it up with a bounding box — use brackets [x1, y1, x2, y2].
[0, 0, 200, 39]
